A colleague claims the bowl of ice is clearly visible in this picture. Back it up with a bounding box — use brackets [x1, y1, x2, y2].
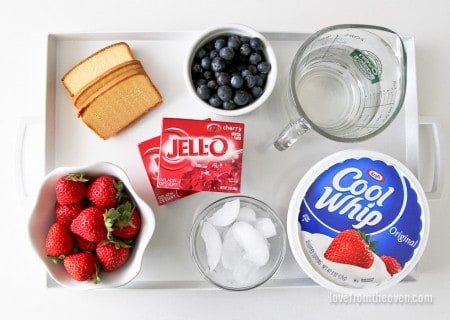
[189, 195, 286, 290]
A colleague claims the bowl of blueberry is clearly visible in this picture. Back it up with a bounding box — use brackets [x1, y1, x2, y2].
[185, 23, 277, 116]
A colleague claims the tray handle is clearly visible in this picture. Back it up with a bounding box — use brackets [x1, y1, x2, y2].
[419, 116, 444, 200]
[16, 115, 45, 202]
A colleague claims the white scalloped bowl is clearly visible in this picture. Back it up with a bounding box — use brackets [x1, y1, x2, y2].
[185, 23, 278, 116]
[28, 162, 155, 290]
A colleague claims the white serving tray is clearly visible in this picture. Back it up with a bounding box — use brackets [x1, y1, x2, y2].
[43, 31, 419, 289]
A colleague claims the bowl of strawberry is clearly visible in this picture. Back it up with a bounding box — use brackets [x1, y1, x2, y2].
[28, 162, 155, 289]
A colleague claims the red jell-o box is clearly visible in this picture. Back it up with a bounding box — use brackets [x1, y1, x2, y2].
[138, 136, 197, 206]
[158, 118, 245, 193]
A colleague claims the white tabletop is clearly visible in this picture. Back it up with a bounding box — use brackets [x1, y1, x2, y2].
[2, 0, 449, 319]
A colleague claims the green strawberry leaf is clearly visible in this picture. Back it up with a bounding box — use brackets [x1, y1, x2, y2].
[103, 201, 135, 247]
[66, 172, 89, 183]
[357, 229, 379, 255]
[92, 262, 101, 284]
[114, 180, 129, 203]
[48, 254, 65, 264]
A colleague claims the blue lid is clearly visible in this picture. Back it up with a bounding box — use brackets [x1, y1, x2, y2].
[287, 150, 429, 293]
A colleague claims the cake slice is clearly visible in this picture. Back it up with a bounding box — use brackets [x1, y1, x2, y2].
[73, 60, 143, 112]
[61, 42, 134, 96]
[80, 73, 162, 139]
[61, 41, 163, 140]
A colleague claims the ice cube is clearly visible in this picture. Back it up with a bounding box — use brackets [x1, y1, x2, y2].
[231, 221, 270, 267]
[221, 227, 244, 270]
[207, 199, 240, 227]
[200, 221, 222, 271]
[232, 258, 258, 285]
[237, 206, 257, 224]
[254, 217, 277, 238]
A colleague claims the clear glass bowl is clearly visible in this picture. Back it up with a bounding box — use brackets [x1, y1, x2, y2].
[190, 195, 286, 290]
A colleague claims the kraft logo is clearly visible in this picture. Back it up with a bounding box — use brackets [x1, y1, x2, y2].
[368, 169, 384, 182]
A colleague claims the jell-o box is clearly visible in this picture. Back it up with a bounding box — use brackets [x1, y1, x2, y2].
[157, 118, 245, 193]
[138, 136, 197, 205]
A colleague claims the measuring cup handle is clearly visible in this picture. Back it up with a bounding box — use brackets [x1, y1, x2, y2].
[273, 118, 311, 151]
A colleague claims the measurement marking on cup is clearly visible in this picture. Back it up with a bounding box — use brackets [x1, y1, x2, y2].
[378, 102, 395, 107]
[322, 35, 339, 58]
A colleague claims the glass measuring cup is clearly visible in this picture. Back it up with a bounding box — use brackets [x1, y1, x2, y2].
[273, 24, 407, 151]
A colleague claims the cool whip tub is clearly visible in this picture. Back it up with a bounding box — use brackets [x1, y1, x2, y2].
[287, 150, 429, 293]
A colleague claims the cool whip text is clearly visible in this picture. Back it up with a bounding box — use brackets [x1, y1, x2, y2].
[315, 167, 394, 229]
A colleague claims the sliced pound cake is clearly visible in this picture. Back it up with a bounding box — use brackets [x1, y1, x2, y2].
[61, 42, 162, 139]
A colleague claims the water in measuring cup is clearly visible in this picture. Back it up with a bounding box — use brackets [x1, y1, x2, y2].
[294, 45, 381, 137]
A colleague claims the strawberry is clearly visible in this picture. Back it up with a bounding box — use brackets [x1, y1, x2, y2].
[74, 234, 98, 253]
[54, 200, 87, 228]
[55, 173, 88, 205]
[63, 252, 100, 282]
[87, 176, 126, 209]
[381, 255, 403, 276]
[104, 202, 141, 240]
[324, 229, 377, 269]
[45, 223, 74, 260]
[70, 206, 108, 242]
[96, 242, 130, 272]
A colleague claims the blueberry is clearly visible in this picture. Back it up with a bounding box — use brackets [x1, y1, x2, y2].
[223, 100, 237, 110]
[259, 73, 268, 83]
[203, 70, 214, 81]
[211, 57, 226, 72]
[247, 94, 255, 105]
[209, 94, 222, 107]
[216, 72, 230, 85]
[257, 61, 271, 74]
[219, 47, 235, 61]
[196, 48, 207, 59]
[196, 84, 211, 100]
[254, 74, 264, 87]
[195, 78, 207, 87]
[248, 64, 258, 74]
[227, 36, 241, 50]
[217, 85, 233, 102]
[230, 75, 244, 89]
[214, 38, 226, 51]
[241, 68, 251, 78]
[201, 56, 211, 70]
[249, 37, 263, 51]
[233, 90, 249, 106]
[192, 62, 202, 74]
[249, 52, 262, 65]
[207, 79, 218, 90]
[240, 36, 250, 43]
[251, 86, 264, 98]
[209, 50, 219, 59]
[239, 43, 252, 56]
[245, 74, 257, 88]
